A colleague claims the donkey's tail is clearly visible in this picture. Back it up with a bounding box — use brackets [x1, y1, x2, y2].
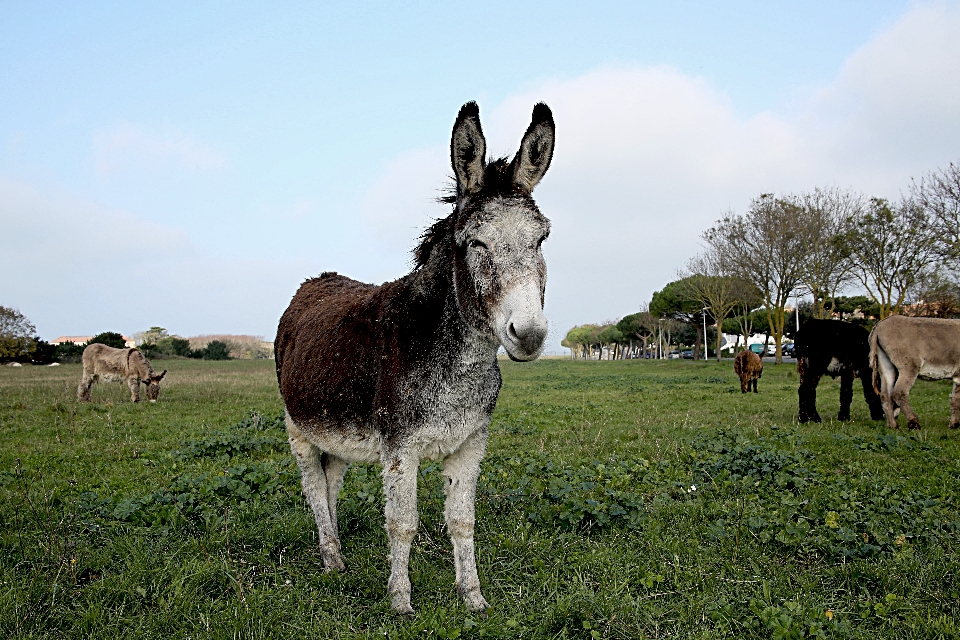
[868, 327, 882, 395]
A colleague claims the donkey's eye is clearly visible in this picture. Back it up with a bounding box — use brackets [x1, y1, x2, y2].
[468, 239, 489, 251]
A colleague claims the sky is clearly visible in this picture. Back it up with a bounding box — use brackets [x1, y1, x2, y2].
[3, 1, 960, 352]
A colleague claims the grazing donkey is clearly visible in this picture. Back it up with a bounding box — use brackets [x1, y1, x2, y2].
[77, 343, 166, 403]
[275, 102, 554, 614]
[734, 349, 762, 393]
[795, 319, 884, 423]
[870, 315, 960, 430]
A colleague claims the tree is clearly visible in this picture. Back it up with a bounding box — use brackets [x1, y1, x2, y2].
[650, 277, 708, 359]
[913, 160, 960, 264]
[703, 194, 813, 363]
[730, 279, 763, 352]
[680, 249, 745, 361]
[136, 327, 169, 347]
[0, 306, 37, 361]
[797, 187, 859, 319]
[906, 272, 960, 318]
[618, 309, 658, 359]
[563, 324, 600, 359]
[88, 332, 127, 349]
[844, 197, 939, 318]
[596, 324, 623, 360]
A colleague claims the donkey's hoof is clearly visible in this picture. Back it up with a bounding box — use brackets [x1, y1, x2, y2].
[908, 419, 921, 430]
[391, 594, 415, 615]
[463, 591, 489, 613]
[320, 548, 346, 572]
[951, 421, 960, 430]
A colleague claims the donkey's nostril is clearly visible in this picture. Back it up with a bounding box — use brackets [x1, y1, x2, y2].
[508, 323, 520, 341]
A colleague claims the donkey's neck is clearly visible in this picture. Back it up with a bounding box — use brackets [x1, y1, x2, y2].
[407, 242, 499, 369]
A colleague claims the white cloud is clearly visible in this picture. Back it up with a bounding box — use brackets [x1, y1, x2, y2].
[360, 146, 451, 254]
[0, 178, 307, 340]
[92, 122, 227, 178]
[360, 3, 960, 353]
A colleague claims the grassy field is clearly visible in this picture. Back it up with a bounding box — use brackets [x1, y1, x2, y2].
[1, 357, 959, 638]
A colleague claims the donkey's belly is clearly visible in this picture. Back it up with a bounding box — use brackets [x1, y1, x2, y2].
[919, 361, 959, 381]
[288, 415, 383, 463]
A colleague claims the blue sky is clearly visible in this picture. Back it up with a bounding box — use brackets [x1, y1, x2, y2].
[3, 1, 959, 350]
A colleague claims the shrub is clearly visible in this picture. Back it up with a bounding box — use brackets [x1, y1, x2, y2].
[55, 341, 85, 362]
[88, 332, 127, 349]
[30, 338, 58, 365]
[202, 340, 231, 360]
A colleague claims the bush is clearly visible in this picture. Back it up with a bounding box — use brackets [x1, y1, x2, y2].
[202, 340, 231, 360]
[55, 341, 85, 362]
[30, 338, 58, 365]
[88, 332, 127, 349]
[152, 336, 192, 357]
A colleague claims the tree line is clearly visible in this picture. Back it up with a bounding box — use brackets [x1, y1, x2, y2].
[565, 160, 960, 363]
[0, 311, 234, 364]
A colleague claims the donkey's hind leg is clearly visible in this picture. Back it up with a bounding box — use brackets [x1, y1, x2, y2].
[891, 366, 921, 430]
[442, 430, 489, 612]
[322, 453, 349, 541]
[286, 416, 346, 571]
[875, 349, 900, 429]
[77, 373, 96, 402]
[949, 380, 960, 429]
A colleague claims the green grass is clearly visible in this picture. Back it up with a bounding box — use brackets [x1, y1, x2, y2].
[2, 358, 959, 638]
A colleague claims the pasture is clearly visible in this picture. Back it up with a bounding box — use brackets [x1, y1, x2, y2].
[1, 358, 958, 638]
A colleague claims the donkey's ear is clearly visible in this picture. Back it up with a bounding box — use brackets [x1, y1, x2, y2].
[510, 103, 555, 193]
[157, 370, 166, 381]
[451, 101, 486, 196]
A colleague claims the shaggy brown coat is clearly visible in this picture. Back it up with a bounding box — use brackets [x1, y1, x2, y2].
[275, 101, 555, 614]
[77, 344, 166, 403]
[734, 349, 763, 393]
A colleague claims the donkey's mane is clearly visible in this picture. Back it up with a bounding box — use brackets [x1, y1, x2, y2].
[414, 157, 525, 268]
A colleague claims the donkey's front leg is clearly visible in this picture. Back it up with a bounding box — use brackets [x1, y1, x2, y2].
[382, 449, 419, 614]
[127, 377, 141, 403]
[442, 429, 489, 612]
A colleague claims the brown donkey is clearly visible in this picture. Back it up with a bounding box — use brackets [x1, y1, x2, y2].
[734, 349, 762, 393]
[77, 343, 166, 403]
[275, 102, 554, 614]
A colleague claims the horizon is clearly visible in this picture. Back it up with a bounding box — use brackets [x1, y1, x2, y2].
[3, 1, 960, 352]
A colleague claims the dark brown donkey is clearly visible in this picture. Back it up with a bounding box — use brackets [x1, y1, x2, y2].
[275, 102, 554, 614]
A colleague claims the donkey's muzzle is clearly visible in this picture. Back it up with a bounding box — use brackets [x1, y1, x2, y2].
[498, 293, 548, 363]
[506, 318, 548, 361]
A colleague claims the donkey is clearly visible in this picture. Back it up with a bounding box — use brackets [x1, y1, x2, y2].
[77, 343, 166, 403]
[275, 102, 554, 614]
[795, 319, 884, 423]
[870, 315, 960, 430]
[734, 349, 762, 393]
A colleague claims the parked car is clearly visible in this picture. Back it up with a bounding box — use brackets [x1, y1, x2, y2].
[782, 343, 796, 357]
[749, 344, 766, 356]
[681, 350, 694, 359]
[668, 350, 681, 359]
